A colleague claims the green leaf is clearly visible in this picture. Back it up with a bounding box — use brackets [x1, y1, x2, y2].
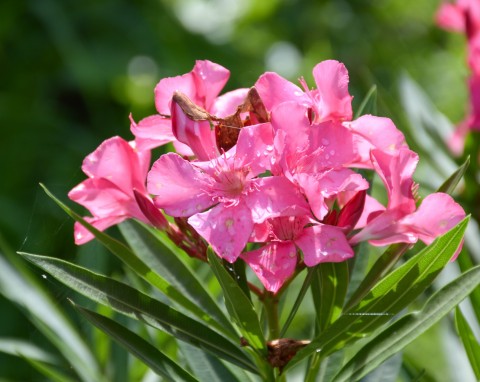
[313, 262, 349, 331]
[179, 342, 242, 382]
[280, 268, 313, 338]
[72, 302, 199, 382]
[40, 184, 222, 330]
[0, 339, 58, 364]
[344, 243, 410, 311]
[207, 249, 266, 354]
[332, 265, 480, 382]
[457, 249, 480, 324]
[119, 220, 235, 337]
[354, 85, 377, 118]
[437, 156, 470, 194]
[0, 235, 104, 382]
[23, 358, 77, 382]
[283, 217, 469, 372]
[20, 252, 257, 374]
[455, 307, 480, 380]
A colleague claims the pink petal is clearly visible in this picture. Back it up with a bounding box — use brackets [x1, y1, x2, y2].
[401, 193, 466, 246]
[191, 60, 230, 111]
[296, 169, 368, 220]
[130, 114, 175, 151]
[81, 136, 149, 195]
[296, 224, 354, 266]
[154, 72, 196, 115]
[311, 60, 353, 122]
[147, 153, 214, 216]
[188, 202, 254, 262]
[247, 177, 310, 223]
[170, 96, 219, 160]
[242, 242, 297, 294]
[210, 88, 249, 117]
[371, 148, 418, 212]
[436, 3, 466, 32]
[353, 194, 386, 229]
[255, 72, 307, 111]
[345, 115, 407, 168]
[234, 122, 274, 174]
[73, 215, 126, 245]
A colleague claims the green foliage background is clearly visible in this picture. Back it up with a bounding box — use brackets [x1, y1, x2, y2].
[0, 0, 471, 380]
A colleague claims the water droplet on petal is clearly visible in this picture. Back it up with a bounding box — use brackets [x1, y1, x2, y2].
[321, 138, 330, 145]
[329, 149, 335, 155]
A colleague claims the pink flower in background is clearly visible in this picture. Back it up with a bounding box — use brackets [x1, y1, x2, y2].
[242, 215, 353, 293]
[437, 0, 480, 154]
[68, 136, 161, 244]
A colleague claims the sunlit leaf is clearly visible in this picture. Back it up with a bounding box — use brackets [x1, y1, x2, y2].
[20, 252, 257, 373]
[119, 220, 235, 338]
[354, 85, 377, 118]
[73, 302, 199, 382]
[283, 217, 468, 372]
[207, 249, 266, 354]
[455, 307, 480, 380]
[332, 265, 480, 382]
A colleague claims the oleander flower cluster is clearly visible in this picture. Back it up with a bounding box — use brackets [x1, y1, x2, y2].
[69, 60, 465, 293]
[437, 0, 480, 154]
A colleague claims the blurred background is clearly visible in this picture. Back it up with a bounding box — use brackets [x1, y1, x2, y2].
[0, 0, 471, 380]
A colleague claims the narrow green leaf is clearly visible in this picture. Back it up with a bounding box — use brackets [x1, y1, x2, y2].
[73, 302, 199, 382]
[40, 184, 223, 330]
[23, 358, 77, 382]
[332, 265, 480, 382]
[354, 85, 377, 119]
[437, 156, 470, 194]
[0, 236, 104, 382]
[179, 342, 241, 382]
[457, 249, 480, 324]
[208, 249, 266, 354]
[455, 307, 480, 380]
[20, 253, 257, 373]
[119, 220, 235, 337]
[283, 217, 469, 372]
[313, 262, 349, 331]
[280, 268, 313, 338]
[0, 339, 58, 364]
[344, 243, 410, 311]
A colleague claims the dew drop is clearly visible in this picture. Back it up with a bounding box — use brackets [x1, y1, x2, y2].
[329, 149, 335, 155]
[325, 154, 330, 160]
[321, 138, 330, 145]
[42, 274, 47, 279]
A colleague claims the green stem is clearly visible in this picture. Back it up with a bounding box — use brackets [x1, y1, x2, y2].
[264, 292, 280, 340]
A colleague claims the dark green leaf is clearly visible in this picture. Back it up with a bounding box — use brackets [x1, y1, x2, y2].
[280, 268, 313, 338]
[20, 253, 257, 373]
[73, 302, 199, 382]
[437, 156, 470, 194]
[354, 85, 377, 118]
[313, 262, 349, 331]
[119, 220, 235, 337]
[455, 307, 480, 380]
[207, 249, 266, 354]
[333, 265, 480, 382]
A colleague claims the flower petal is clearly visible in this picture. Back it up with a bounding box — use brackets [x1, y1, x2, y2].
[296, 224, 354, 267]
[312, 60, 353, 122]
[242, 242, 297, 294]
[130, 114, 175, 151]
[147, 153, 213, 216]
[188, 202, 254, 262]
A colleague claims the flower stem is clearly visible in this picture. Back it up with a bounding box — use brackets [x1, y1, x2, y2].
[263, 292, 280, 340]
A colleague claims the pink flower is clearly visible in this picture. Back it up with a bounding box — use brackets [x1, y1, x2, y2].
[68, 136, 162, 244]
[147, 123, 309, 262]
[350, 148, 465, 247]
[256, 60, 353, 124]
[130, 60, 248, 155]
[242, 216, 353, 293]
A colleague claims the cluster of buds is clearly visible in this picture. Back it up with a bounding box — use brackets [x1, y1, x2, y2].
[69, 60, 465, 293]
[437, 0, 480, 154]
